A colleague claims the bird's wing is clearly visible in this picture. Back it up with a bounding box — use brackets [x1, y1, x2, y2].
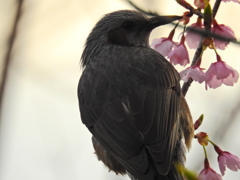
[124, 48, 182, 176]
[80, 100, 156, 179]
[127, 84, 181, 175]
[78, 47, 182, 179]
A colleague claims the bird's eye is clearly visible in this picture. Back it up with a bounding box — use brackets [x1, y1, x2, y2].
[122, 21, 134, 30]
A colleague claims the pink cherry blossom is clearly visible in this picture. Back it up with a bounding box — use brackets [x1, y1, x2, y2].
[222, 0, 240, 3]
[219, 152, 240, 175]
[186, 18, 203, 49]
[199, 167, 223, 180]
[212, 20, 236, 50]
[180, 65, 205, 83]
[214, 145, 240, 176]
[194, 0, 209, 9]
[199, 158, 222, 180]
[205, 55, 239, 89]
[151, 28, 176, 57]
[151, 38, 176, 57]
[168, 35, 189, 66]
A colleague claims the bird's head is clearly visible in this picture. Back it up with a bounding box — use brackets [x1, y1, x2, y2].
[81, 10, 181, 66]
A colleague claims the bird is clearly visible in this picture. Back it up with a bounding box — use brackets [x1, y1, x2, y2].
[78, 10, 194, 180]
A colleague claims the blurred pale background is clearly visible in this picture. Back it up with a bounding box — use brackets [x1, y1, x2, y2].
[0, 0, 240, 180]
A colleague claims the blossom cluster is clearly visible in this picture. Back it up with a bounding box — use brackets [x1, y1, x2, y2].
[151, 0, 239, 89]
[151, 0, 240, 179]
[193, 117, 240, 180]
[194, 132, 240, 180]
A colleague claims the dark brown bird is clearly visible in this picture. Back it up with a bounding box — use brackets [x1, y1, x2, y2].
[78, 10, 194, 180]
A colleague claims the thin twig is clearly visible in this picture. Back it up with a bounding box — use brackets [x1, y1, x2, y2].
[125, 0, 159, 16]
[176, 0, 203, 18]
[125, 0, 239, 45]
[125, 0, 239, 95]
[0, 0, 24, 116]
[185, 27, 237, 44]
[181, 37, 203, 96]
[212, 0, 222, 18]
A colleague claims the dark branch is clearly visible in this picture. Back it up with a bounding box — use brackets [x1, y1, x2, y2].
[125, 0, 238, 96]
[176, 0, 203, 18]
[182, 0, 223, 96]
[125, 0, 239, 45]
[185, 26, 237, 44]
[0, 0, 24, 116]
[181, 40, 203, 96]
[125, 0, 159, 16]
[212, 0, 222, 18]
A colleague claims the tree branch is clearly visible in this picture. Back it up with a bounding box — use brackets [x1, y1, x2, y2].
[0, 0, 24, 116]
[182, 0, 222, 96]
[212, 0, 222, 18]
[124, 0, 238, 95]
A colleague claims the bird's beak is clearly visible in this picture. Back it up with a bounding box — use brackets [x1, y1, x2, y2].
[145, 15, 182, 31]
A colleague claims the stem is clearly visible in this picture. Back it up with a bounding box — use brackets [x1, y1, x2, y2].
[182, 41, 203, 96]
[176, 0, 203, 18]
[208, 140, 223, 155]
[0, 0, 24, 116]
[208, 139, 216, 146]
[168, 22, 179, 39]
[203, 145, 207, 158]
[180, 34, 185, 44]
[204, 157, 210, 169]
[125, 0, 159, 16]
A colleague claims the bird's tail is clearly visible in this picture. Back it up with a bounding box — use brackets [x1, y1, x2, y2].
[127, 161, 185, 180]
[154, 164, 184, 180]
[146, 132, 185, 180]
[147, 154, 185, 180]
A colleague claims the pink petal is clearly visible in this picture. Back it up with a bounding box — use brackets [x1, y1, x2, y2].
[168, 44, 189, 66]
[205, 63, 217, 81]
[151, 38, 175, 57]
[199, 168, 223, 180]
[220, 63, 239, 85]
[212, 24, 236, 50]
[180, 66, 205, 83]
[206, 75, 223, 89]
[224, 152, 240, 171]
[214, 40, 228, 50]
[205, 63, 222, 89]
[223, 74, 237, 86]
[222, 0, 240, 4]
[226, 159, 239, 171]
[218, 155, 227, 175]
[185, 23, 203, 49]
[224, 64, 239, 81]
[218, 152, 240, 176]
[180, 68, 191, 82]
[194, 0, 209, 9]
[221, 25, 235, 39]
[151, 38, 163, 48]
[190, 68, 205, 83]
[215, 62, 231, 79]
[198, 169, 208, 179]
[205, 61, 239, 89]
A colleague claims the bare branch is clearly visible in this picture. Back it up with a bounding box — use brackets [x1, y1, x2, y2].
[0, 0, 24, 116]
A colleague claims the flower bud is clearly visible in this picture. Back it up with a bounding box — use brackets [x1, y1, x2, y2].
[194, 114, 204, 130]
[195, 132, 209, 146]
